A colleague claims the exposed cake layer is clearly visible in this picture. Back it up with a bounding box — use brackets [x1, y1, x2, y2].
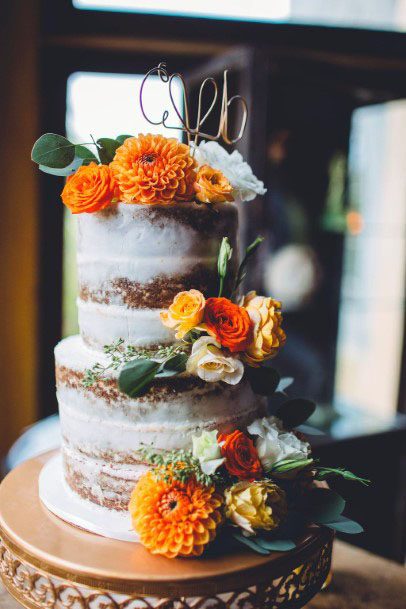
[77, 201, 238, 350]
[56, 336, 266, 510]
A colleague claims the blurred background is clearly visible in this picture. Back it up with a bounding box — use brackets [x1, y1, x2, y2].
[1, 0, 405, 562]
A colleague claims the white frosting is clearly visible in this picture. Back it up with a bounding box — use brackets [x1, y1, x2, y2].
[78, 301, 174, 348]
[76, 202, 238, 350]
[55, 335, 266, 509]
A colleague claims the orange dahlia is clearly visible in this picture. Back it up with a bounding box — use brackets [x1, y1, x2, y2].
[129, 471, 223, 558]
[110, 134, 197, 204]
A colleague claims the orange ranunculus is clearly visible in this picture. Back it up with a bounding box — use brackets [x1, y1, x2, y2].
[129, 470, 223, 559]
[194, 165, 234, 204]
[218, 430, 263, 480]
[160, 289, 205, 339]
[110, 134, 197, 204]
[203, 297, 252, 353]
[61, 162, 117, 214]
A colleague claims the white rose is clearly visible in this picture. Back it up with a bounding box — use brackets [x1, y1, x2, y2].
[193, 141, 266, 202]
[247, 416, 310, 472]
[186, 336, 244, 385]
[192, 430, 224, 475]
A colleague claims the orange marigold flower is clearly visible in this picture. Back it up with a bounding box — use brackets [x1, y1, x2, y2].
[129, 471, 223, 559]
[194, 165, 234, 204]
[61, 162, 117, 214]
[203, 297, 252, 353]
[110, 134, 197, 204]
[218, 430, 263, 480]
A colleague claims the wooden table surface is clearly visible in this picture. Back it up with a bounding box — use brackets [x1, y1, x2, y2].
[1, 540, 404, 609]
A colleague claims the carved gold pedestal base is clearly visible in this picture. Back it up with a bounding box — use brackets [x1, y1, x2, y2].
[0, 452, 333, 609]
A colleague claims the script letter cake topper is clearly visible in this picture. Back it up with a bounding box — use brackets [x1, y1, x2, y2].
[139, 62, 248, 148]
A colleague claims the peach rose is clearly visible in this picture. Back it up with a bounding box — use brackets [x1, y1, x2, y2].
[61, 162, 117, 214]
[241, 291, 286, 366]
[160, 289, 205, 339]
[194, 165, 234, 204]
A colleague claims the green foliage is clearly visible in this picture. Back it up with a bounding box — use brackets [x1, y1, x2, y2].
[217, 237, 233, 297]
[32, 133, 76, 169]
[96, 137, 121, 164]
[75, 144, 98, 165]
[157, 353, 189, 377]
[118, 359, 161, 397]
[233, 532, 295, 554]
[231, 235, 264, 298]
[39, 157, 82, 176]
[276, 376, 294, 394]
[324, 515, 364, 534]
[276, 398, 316, 429]
[246, 366, 280, 396]
[314, 467, 370, 486]
[304, 488, 346, 524]
[140, 446, 221, 487]
[271, 458, 314, 474]
[116, 134, 133, 144]
[82, 341, 188, 387]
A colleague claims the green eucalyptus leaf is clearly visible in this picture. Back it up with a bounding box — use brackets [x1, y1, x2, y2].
[32, 133, 75, 168]
[276, 377, 294, 394]
[246, 366, 280, 396]
[75, 144, 98, 165]
[232, 532, 270, 555]
[97, 137, 121, 164]
[116, 134, 133, 144]
[39, 156, 82, 176]
[118, 359, 160, 397]
[255, 537, 296, 551]
[305, 488, 346, 524]
[325, 516, 364, 534]
[156, 353, 188, 378]
[276, 398, 316, 429]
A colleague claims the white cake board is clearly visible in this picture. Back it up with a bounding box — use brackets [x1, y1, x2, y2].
[38, 453, 139, 542]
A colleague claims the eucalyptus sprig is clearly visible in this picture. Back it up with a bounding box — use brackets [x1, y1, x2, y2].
[82, 341, 188, 388]
[31, 132, 133, 176]
[140, 446, 224, 487]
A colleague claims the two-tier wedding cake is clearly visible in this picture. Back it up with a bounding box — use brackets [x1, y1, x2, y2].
[32, 64, 366, 560]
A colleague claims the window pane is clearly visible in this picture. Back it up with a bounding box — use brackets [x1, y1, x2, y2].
[72, 0, 291, 22]
[73, 0, 406, 31]
[63, 72, 182, 337]
[334, 100, 406, 416]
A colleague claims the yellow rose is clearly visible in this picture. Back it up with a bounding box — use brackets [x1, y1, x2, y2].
[160, 289, 205, 339]
[224, 480, 287, 535]
[241, 291, 286, 366]
[194, 165, 234, 204]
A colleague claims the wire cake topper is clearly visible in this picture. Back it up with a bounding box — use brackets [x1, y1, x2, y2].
[139, 62, 248, 148]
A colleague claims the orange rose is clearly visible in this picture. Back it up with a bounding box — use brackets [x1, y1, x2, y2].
[160, 289, 206, 339]
[218, 430, 263, 480]
[61, 162, 117, 214]
[203, 297, 252, 353]
[110, 134, 197, 204]
[194, 165, 234, 204]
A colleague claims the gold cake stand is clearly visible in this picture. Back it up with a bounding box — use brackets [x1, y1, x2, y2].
[0, 452, 333, 609]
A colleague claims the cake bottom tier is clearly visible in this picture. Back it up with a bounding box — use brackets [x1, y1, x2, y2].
[55, 335, 267, 511]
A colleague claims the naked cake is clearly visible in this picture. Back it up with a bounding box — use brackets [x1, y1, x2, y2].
[31, 63, 366, 560]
